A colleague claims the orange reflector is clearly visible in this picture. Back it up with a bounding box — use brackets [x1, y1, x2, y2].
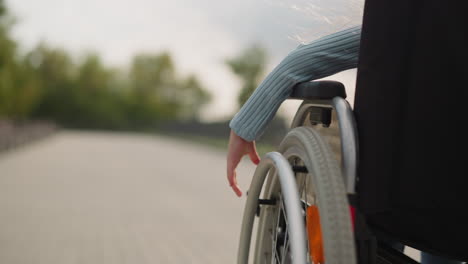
[306, 205, 325, 263]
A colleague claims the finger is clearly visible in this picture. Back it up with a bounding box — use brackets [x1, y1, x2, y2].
[227, 155, 240, 186]
[248, 143, 261, 165]
[229, 171, 242, 197]
[227, 164, 234, 189]
[231, 172, 243, 197]
[227, 149, 243, 180]
[231, 182, 242, 197]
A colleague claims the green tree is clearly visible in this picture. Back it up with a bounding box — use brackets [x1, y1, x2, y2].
[226, 44, 267, 108]
[130, 52, 175, 96]
[129, 52, 211, 123]
[0, 0, 211, 128]
[27, 44, 78, 123]
[175, 74, 211, 120]
[0, 0, 17, 117]
[0, 2, 42, 120]
[0, 0, 5, 17]
[73, 53, 125, 128]
[128, 52, 177, 126]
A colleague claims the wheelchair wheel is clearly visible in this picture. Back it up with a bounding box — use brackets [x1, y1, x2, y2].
[254, 126, 356, 263]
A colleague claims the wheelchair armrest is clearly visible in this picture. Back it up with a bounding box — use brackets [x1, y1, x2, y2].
[289, 80, 347, 100]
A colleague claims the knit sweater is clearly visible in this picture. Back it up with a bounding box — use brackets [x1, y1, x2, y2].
[229, 25, 362, 141]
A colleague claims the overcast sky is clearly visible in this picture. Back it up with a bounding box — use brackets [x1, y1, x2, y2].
[7, 0, 363, 122]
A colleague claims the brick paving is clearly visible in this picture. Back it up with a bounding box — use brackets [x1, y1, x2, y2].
[0, 131, 255, 264]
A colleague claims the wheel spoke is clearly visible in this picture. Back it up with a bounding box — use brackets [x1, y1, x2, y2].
[271, 195, 282, 263]
[270, 192, 293, 264]
[252, 126, 357, 264]
[275, 250, 282, 263]
[281, 225, 289, 263]
[279, 194, 288, 228]
[282, 229, 291, 264]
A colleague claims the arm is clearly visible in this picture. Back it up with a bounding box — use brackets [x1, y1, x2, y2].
[227, 25, 361, 197]
[230, 25, 361, 141]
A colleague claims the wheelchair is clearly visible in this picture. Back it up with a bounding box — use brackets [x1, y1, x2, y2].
[236, 80, 427, 264]
[235, 0, 468, 261]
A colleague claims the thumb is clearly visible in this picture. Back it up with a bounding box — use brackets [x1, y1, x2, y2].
[248, 142, 261, 165]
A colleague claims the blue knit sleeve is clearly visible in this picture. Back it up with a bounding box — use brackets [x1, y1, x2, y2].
[229, 25, 361, 141]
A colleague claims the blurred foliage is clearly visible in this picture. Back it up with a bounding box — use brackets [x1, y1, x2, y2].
[226, 44, 267, 108]
[0, 0, 211, 130]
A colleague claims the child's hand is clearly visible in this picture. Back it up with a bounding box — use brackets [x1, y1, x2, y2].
[226, 130, 260, 197]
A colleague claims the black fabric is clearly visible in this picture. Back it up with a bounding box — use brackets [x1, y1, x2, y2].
[354, 208, 377, 264]
[354, 0, 468, 260]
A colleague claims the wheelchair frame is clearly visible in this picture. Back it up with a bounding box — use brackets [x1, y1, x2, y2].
[237, 81, 421, 264]
[291, 96, 358, 195]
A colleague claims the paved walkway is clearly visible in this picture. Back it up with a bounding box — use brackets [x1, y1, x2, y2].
[0, 131, 256, 264]
[0, 130, 420, 263]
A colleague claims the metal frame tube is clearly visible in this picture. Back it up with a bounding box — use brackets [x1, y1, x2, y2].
[290, 97, 358, 194]
[237, 152, 307, 264]
[332, 97, 359, 194]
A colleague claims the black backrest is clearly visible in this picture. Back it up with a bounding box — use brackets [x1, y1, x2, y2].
[354, 0, 468, 260]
